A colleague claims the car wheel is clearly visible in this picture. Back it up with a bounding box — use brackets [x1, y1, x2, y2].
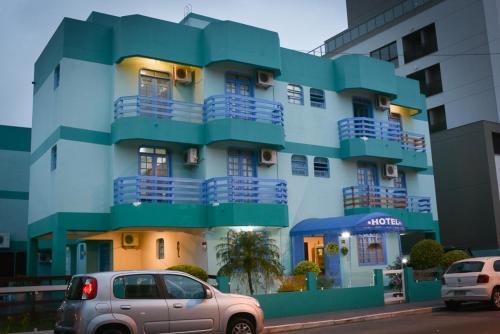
[445, 300, 461, 310]
[227, 317, 255, 334]
[491, 288, 500, 310]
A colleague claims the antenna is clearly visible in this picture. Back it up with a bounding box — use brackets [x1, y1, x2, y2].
[184, 4, 192, 18]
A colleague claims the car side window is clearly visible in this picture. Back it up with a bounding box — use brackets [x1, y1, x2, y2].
[164, 274, 206, 299]
[494, 260, 500, 272]
[113, 274, 161, 299]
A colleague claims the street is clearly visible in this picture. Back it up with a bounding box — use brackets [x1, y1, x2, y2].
[288, 304, 500, 334]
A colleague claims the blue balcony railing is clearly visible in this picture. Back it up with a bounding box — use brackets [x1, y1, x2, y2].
[114, 96, 204, 122]
[338, 117, 426, 152]
[204, 94, 284, 125]
[343, 185, 431, 213]
[114, 94, 284, 126]
[205, 176, 288, 204]
[114, 176, 288, 205]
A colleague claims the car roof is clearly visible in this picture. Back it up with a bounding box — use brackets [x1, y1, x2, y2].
[72, 270, 194, 277]
[455, 256, 500, 263]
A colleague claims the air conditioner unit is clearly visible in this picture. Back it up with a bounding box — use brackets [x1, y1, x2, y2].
[122, 233, 139, 248]
[184, 148, 199, 165]
[174, 67, 193, 85]
[0, 233, 10, 249]
[256, 70, 274, 89]
[376, 95, 391, 110]
[260, 149, 277, 166]
[383, 164, 399, 178]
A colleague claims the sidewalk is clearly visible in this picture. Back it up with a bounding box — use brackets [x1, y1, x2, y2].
[263, 300, 444, 333]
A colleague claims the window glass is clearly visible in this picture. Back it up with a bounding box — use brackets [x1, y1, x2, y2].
[139, 69, 171, 99]
[156, 239, 165, 259]
[407, 64, 442, 97]
[403, 23, 438, 63]
[310, 88, 325, 108]
[225, 73, 252, 96]
[291, 155, 308, 176]
[357, 234, 385, 265]
[494, 260, 500, 272]
[353, 97, 373, 118]
[139, 147, 168, 177]
[428, 105, 447, 133]
[164, 274, 205, 299]
[447, 261, 485, 274]
[370, 41, 398, 67]
[51, 145, 57, 171]
[227, 149, 255, 177]
[66, 276, 84, 300]
[313, 157, 330, 178]
[113, 274, 160, 299]
[54, 64, 60, 89]
[287, 84, 303, 105]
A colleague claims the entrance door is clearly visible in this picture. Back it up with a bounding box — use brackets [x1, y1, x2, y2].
[383, 269, 406, 304]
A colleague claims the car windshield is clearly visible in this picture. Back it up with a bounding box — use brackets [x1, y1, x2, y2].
[447, 261, 484, 274]
[66, 276, 84, 300]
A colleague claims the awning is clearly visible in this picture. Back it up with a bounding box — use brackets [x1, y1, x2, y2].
[290, 212, 405, 236]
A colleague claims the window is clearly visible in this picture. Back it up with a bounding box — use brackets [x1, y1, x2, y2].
[313, 157, 330, 178]
[407, 64, 442, 97]
[357, 234, 385, 265]
[225, 73, 252, 96]
[447, 261, 484, 274]
[163, 274, 206, 299]
[287, 84, 303, 105]
[370, 41, 398, 67]
[357, 162, 378, 186]
[54, 64, 60, 89]
[494, 260, 500, 272]
[310, 88, 325, 108]
[156, 239, 165, 260]
[139, 147, 168, 177]
[291, 155, 308, 176]
[428, 105, 447, 133]
[393, 171, 406, 189]
[51, 145, 57, 171]
[139, 69, 171, 99]
[403, 23, 438, 63]
[113, 274, 161, 299]
[353, 97, 373, 118]
[227, 149, 255, 177]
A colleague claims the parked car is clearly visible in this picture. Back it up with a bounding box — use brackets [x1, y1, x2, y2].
[55, 270, 263, 334]
[441, 257, 500, 310]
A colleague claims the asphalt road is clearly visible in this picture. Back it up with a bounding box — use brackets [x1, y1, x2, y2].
[288, 304, 500, 334]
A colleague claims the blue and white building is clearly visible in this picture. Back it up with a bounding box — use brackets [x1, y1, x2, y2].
[26, 12, 440, 288]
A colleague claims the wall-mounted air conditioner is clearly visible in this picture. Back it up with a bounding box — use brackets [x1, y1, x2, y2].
[256, 70, 274, 89]
[260, 149, 277, 166]
[174, 67, 193, 85]
[184, 148, 199, 165]
[383, 164, 398, 178]
[376, 95, 391, 110]
[122, 233, 139, 248]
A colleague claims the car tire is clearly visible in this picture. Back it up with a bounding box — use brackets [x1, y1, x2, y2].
[445, 300, 461, 311]
[491, 288, 500, 310]
[227, 317, 255, 334]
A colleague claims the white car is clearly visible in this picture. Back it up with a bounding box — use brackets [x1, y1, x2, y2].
[441, 257, 500, 310]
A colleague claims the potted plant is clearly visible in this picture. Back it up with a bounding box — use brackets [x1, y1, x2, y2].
[340, 246, 349, 256]
[325, 242, 339, 256]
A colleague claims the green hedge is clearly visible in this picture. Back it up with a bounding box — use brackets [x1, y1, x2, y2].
[167, 265, 208, 281]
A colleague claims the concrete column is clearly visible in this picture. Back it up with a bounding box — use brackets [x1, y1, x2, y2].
[27, 238, 39, 276]
[51, 228, 67, 276]
[306, 272, 317, 291]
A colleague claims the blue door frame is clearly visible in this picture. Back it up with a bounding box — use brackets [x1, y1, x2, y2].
[353, 97, 373, 118]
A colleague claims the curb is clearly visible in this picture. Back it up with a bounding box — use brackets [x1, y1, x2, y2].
[263, 306, 443, 333]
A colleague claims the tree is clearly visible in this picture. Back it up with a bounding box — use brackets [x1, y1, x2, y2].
[216, 231, 284, 295]
[410, 239, 443, 270]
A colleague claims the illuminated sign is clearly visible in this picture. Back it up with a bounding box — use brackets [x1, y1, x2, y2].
[366, 217, 402, 226]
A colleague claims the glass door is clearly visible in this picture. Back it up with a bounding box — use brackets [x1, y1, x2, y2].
[225, 73, 254, 120]
[227, 149, 256, 202]
[139, 147, 169, 202]
[357, 162, 378, 208]
[139, 69, 171, 117]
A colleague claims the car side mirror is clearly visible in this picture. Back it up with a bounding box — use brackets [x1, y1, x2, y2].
[205, 288, 213, 299]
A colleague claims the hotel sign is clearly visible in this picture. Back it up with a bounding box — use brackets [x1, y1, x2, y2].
[366, 217, 403, 226]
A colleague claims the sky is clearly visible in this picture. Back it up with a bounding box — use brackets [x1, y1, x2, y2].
[0, 0, 347, 128]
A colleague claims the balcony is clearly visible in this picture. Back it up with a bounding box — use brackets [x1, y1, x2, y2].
[111, 94, 285, 147]
[111, 175, 288, 229]
[342, 185, 434, 232]
[338, 117, 427, 169]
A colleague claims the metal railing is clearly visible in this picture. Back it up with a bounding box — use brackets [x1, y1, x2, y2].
[205, 176, 287, 204]
[343, 185, 431, 213]
[114, 94, 284, 126]
[114, 176, 288, 205]
[114, 96, 204, 122]
[338, 117, 426, 152]
[309, 0, 437, 56]
[338, 117, 402, 142]
[204, 94, 284, 125]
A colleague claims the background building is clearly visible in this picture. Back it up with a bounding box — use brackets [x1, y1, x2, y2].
[313, 0, 500, 254]
[27, 12, 438, 291]
[0, 125, 31, 277]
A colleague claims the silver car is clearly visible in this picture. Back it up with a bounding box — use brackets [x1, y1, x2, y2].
[55, 270, 264, 334]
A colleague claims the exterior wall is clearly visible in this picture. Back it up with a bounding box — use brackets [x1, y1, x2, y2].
[330, 0, 499, 130]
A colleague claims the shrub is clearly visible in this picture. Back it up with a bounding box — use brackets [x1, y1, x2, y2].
[410, 239, 443, 270]
[293, 261, 321, 275]
[317, 275, 334, 290]
[277, 275, 306, 292]
[441, 250, 470, 269]
[167, 264, 208, 282]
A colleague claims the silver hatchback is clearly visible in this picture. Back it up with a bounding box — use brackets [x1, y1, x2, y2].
[55, 270, 264, 334]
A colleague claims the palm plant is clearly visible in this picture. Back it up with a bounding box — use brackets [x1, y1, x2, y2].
[216, 231, 284, 295]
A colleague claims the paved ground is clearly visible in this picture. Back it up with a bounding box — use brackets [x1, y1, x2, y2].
[287, 303, 500, 334]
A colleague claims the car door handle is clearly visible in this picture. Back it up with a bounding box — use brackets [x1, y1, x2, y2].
[120, 305, 132, 310]
[173, 303, 183, 308]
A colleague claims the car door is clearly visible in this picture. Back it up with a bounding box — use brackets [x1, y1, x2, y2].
[111, 274, 170, 334]
[163, 274, 220, 333]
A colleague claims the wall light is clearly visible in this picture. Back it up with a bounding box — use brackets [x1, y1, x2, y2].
[402, 257, 408, 265]
[132, 201, 142, 207]
[341, 231, 351, 239]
